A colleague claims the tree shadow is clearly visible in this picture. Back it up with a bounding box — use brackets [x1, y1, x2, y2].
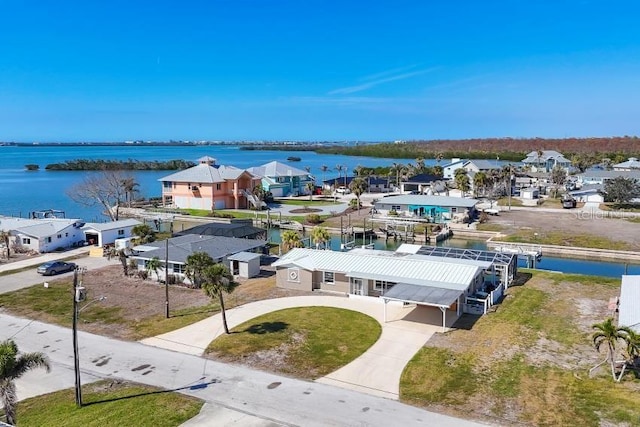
[243, 321, 288, 334]
[83, 379, 220, 407]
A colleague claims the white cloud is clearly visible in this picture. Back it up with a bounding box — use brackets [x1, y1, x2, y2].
[328, 68, 438, 95]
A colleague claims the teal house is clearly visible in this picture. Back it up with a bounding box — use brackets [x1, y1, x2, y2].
[374, 195, 478, 223]
[247, 161, 314, 197]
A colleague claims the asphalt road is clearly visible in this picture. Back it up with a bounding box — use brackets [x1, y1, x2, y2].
[0, 255, 119, 294]
[2, 313, 488, 427]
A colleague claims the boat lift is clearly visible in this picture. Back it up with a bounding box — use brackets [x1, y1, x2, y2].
[488, 243, 543, 268]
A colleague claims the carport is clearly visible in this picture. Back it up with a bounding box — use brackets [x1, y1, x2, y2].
[381, 283, 462, 332]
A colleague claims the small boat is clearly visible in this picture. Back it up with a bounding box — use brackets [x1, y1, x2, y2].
[287, 156, 301, 162]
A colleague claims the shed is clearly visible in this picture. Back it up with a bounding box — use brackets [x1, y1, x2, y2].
[228, 251, 262, 278]
[81, 219, 142, 247]
[520, 187, 539, 200]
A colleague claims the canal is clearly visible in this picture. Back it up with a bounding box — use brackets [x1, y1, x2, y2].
[267, 230, 640, 278]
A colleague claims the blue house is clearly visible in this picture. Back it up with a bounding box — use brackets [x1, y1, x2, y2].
[247, 161, 314, 197]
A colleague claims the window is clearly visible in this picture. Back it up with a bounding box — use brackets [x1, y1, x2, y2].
[65, 233, 68, 237]
[374, 280, 396, 291]
[163, 181, 172, 189]
[451, 207, 458, 213]
[118, 229, 125, 236]
[57, 234, 62, 238]
[323, 271, 335, 284]
[216, 183, 221, 190]
[45, 237, 52, 243]
[391, 205, 401, 211]
[22, 238, 31, 244]
[172, 263, 186, 274]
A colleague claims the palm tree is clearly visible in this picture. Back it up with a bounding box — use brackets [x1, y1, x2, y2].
[349, 177, 368, 211]
[0, 339, 50, 425]
[281, 230, 303, 252]
[473, 171, 488, 198]
[146, 256, 162, 283]
[185, 251, 215, 289]
[0, 230, 10, 260]
[415, 157, 426, 174]
[306, 181, 315, 201]
[334, 164, 345, 188]
[120, 176, 140, 207]
[311, 226, 330, 250]
[454, 168, 470, 196]
[617, 328, 640, 382]
[591, 318, 631, 380]
[320, 164, 329, 186]
[391, 162, 403, 189]
[131, 224, 156, 244]
[202, 263, 238, 334]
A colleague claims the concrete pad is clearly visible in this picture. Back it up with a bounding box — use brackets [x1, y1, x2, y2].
[180, 403, 283, 426]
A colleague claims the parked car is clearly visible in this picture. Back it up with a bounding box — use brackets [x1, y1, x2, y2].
[37, 261, 77, 276]
[335, 186, 350, 194]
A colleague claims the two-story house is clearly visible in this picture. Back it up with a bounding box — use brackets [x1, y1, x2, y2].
[159, 157, 260, 210]
[246, 161, 314, 197]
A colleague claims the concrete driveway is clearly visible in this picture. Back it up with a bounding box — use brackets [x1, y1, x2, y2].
[142, 295, 446, 400]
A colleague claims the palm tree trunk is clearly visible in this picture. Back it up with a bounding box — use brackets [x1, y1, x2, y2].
[1, 380, 17, 425]
[219, 293, 230, 334]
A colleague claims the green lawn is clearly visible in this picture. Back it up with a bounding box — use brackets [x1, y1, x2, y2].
[13, 381, 203, 427]
[400, 271, 639, 426]
[207, 306, 381, 379]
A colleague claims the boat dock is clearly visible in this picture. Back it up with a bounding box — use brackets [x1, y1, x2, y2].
[487, 242, 543, 268]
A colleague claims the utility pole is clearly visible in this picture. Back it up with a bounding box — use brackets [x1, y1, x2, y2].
[72, 268, 85, 408]
[165, 238, 170, 318]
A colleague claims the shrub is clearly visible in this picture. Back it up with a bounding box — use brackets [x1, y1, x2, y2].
[137, 270, 149, 280]
[388, 209, 399, 216]
[349, 199, 362, 210]
[479, 211, 489, 224]
[306, 214, 322, 224]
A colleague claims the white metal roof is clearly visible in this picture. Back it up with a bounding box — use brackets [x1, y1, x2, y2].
[246, 161, 310, 178]
[158, 163, 251, 183]
[273, 248, 483, 291]
[0, 217, 81, 238]
[81, 219, 141, 232]
[228, 251, 262, 262]
[619, 275, 640, 332]
[374, 195, 478, 208]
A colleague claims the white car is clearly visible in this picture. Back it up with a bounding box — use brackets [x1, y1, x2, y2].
[335, 186, 350, 194]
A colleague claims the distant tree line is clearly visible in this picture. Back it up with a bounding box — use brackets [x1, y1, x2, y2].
[43, 159, 196, 171]
[242, 137, 640, 163]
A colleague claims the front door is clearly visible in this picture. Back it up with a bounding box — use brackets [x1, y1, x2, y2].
[350, 278, 367, 296]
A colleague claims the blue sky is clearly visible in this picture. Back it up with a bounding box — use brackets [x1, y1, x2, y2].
[2, 0, 640, 142]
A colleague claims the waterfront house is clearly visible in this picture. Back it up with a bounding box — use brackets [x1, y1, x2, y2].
[522, 150, 572, 173]
[246, 161, 314, 197]
[569, 184, 604, 203]
[399, 173, 447, 194]
[159, 156, 260, 210]
[613, 157, 640, 171]
[131, 234, 267, 281]
[322, 176, 392, 193]
[373, 195, 478, 223]
[0, 216, 85, 253]
[577, 169, 640, 186]
[442, 158, 467, 179]
[272, 246, 512, 330]
[174, 219, 266, 240]
[81, 218, 142, 247]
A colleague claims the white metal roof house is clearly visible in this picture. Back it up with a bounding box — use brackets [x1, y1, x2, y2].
[522, 150, 572, 173]
[613, 157, 640, 171]
[374, 195, 478, 223]
[81, 218, 142, 247]
[618, 275, 640, 333]
[246, 161, 314, 197]
[442, 158, 467, 179]
[569, 184, 604, 203]
[0, 216, 85, 253]
[272, 247, 508, 330]
[577, 169, 640, 185]
[131, 235, 267, 281]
